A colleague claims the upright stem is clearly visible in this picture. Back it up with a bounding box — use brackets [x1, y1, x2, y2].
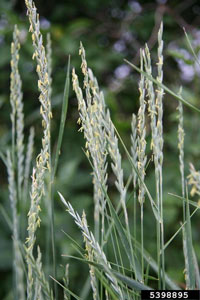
[156, 178, 161, 289]
[160, 168, 165, 289]
[141, 203, 144, 281]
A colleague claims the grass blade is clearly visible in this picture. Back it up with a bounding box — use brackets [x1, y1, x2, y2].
[50, 276, 82, 300]
[0, 203, 12, 230]
[124, 59, 200, 113]
[113, 271, 153, 291]
[53, 55, 70, 179]
[105, 191, 142, 282]
[163, 207, 198, 252]
[169, 192, 200, 209]
[132, 237, 180, 290]
[183, 28, 200, 69]
[50, 56, 70, 296]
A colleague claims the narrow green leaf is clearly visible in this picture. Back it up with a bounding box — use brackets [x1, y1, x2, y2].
[144, 263, 150, 286]
[163, 207, 198, 252]
[0, 203, 12, 230]
[52, 55, 70, 179]
[50, 275, 82, 300]
[61, 229, 85, 254]
[79, 276, 91, 300]
[94, 269, 120, 300]
[105, 193, 142, 281]
[124, 58, 200, 113]
[132, 238, 180, 290]
[63, 255, 120, 299]
[169, 192, 200, 209]
[183, 28, 200, 69]
[50, 57, 70, 296]
[113, 271, 153, 291]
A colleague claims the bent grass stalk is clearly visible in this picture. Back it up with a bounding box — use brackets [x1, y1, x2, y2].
[59, 192, 124, 299]
[82, 211, 99, 300]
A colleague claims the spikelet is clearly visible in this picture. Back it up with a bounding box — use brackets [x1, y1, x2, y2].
[188, 164, 200, 197]
[131, 113, 138, 189]
[143, 45, 158, 169]
[137, 50, 147, 205]
[177, 92, 185, 198]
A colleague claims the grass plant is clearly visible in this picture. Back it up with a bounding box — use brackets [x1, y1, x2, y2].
[2, 0, 200, 299]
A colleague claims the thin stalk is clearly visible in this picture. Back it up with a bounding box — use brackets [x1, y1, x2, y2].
[50, 56, 70, 298]
[52, 55, 70, 180]
[133, 192, 137, 254]
[159, 169, 165, 289]
[140, 203, 144, 282]
[111, 220, 132, 298]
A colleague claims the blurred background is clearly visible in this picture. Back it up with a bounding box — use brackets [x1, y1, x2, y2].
[1, 0, 200, 298]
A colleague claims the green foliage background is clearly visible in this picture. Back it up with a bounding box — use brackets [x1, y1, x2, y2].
[1, 0, 200, 298]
